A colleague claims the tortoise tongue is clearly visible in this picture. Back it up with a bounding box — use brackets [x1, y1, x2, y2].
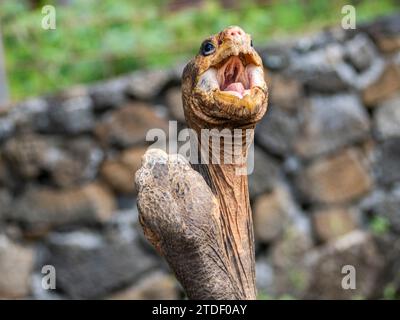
[224, 82, 245, 95]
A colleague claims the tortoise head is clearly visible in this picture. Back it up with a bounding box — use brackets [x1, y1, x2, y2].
[182, 26, 268, 127]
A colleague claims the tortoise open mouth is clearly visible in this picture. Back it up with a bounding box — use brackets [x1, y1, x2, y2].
[197, 53, 265, 99]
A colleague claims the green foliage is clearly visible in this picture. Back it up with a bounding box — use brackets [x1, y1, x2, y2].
[370, 216, 390, 235]
[278, 294, 296, 300]
[0, 0, 399, 100]
[351, 294, 365, 300]
[288, 269, 308, 291]
[383, 283, 399, 300]
[257, 291, 272, 300]
[257, 292, 296, 300]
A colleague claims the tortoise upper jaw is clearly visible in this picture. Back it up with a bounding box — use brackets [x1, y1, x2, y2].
[200, 47, 262, 76]
[191, 84, 268, 125]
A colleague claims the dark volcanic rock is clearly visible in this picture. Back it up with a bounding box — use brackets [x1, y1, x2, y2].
[127, 69, 171, 100]
[9, 183, 115, 232]
[42, 137, 103, 188]
[293, 30, 343, 53]
[296, 148, 372, 205]
[165, 87, 185, 123]
[267, 73, 303, 112]
[363, 187, 400, 234]
[312, 206, 359, 242]
[373, 232, 400, 296]
[304, 231, 384, 299]
[363, 14, 400, 53]
[108, 271, 179, 300]
[89, 76, 130, 110]
[290, 43, 349, 93]
[3, 134, 102, 187]
[10, 97, 50, 131]
[255, 105, 300, 156]
[48, 93, 94, 134]
[248, 147, 280, 198]
[3, 132, 48, 179]
[0, 117, 15, 142]
[45, 230, 159, 299]
[375, 137, 400, 186]
[100, 146, 147, 194]
[0, 156, 16, 189]
[95, 102, 168, 148]
[0, 189, 11, 220]
[373, 95, 400, 139]
[361, 63, 400, 106]
[344, 33, 378, 72]
[270, 222, 313, 297]
[253, 183, 306, 244]
[260, 44, 291, 71]
[295, 94, 370, 158]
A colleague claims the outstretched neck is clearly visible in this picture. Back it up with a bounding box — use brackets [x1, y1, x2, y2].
[189, 119, 257, 299]
[207, 163, 256, 299]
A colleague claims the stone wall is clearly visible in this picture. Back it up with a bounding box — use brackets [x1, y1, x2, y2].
[0, 15, 399, 299]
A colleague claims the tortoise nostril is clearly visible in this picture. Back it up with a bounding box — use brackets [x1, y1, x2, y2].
[228, 29, 243, 38]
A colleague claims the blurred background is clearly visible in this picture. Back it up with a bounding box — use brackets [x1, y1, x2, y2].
[0, 0, 400, 300]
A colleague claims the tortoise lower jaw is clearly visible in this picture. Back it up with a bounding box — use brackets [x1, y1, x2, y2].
[213, 86, 266, 108]
[191, 85, 268, 123]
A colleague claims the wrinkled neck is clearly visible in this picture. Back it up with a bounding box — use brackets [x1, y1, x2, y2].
[188, 117, 257, 299]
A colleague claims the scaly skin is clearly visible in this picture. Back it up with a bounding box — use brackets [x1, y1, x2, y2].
[136, 26, 268, 299]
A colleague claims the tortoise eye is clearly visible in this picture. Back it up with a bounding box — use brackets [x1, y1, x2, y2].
[201, 41, 216, 56]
